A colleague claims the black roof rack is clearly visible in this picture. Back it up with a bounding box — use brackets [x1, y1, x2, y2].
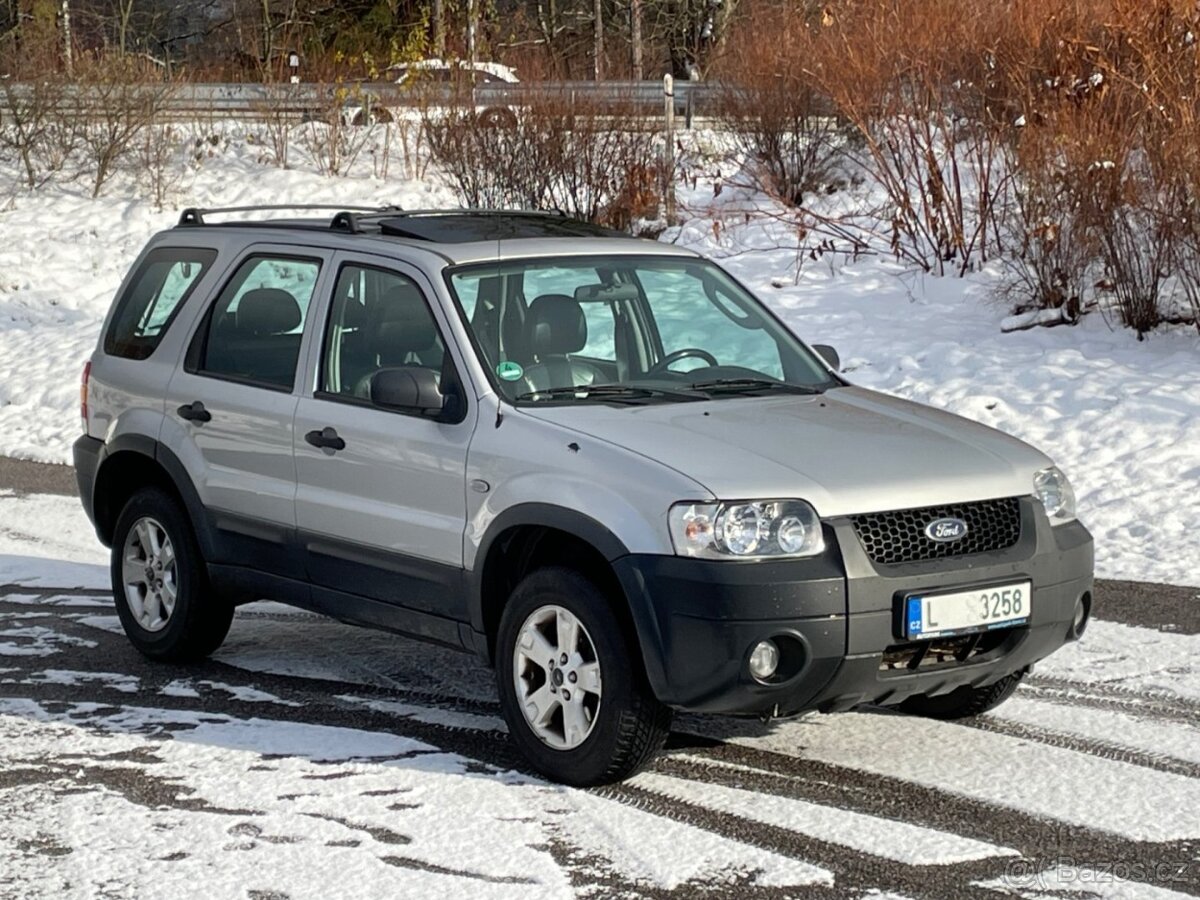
[177, 204, 400, 227]
[376, 210, 628, 243]
[175, 205, 632, 242]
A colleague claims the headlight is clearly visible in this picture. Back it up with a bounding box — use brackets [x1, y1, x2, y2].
[669, 500, 824, 559]
[1033, 466, 1077, 523]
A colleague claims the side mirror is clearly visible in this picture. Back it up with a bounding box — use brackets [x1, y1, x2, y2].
[813, 344, 840, 372]
[370, 367, 444, 416]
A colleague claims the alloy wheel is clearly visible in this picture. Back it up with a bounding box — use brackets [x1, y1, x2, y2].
[512, 604, 603, 750]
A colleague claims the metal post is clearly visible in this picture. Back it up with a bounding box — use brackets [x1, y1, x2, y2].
[663, 74, 675, 221]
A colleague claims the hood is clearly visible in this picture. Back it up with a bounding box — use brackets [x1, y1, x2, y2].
[518, 386, 1051, 517]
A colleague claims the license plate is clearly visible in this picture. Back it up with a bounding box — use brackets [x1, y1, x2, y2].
[904, 581, 1031, 640]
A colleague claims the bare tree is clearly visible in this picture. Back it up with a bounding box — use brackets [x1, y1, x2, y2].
[630, 0, 643, 79]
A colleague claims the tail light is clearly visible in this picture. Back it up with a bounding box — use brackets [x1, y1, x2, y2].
[80, 359, 92, 433]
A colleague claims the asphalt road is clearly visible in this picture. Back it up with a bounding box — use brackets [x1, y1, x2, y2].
[1, 457, 1198, 898]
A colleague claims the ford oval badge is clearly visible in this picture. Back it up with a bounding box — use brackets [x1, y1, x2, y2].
[924, 517, 968, 542]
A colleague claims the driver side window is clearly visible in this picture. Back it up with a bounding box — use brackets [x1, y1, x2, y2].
[638, 269, 784, 379]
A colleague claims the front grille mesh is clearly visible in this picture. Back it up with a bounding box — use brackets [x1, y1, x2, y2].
[852, 497, 1022, 565]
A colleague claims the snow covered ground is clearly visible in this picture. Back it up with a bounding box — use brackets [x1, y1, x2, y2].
[0, 124, 1195, 586]
[0, 492, 1198, 898]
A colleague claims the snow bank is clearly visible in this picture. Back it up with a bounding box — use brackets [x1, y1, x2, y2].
[0, 126, 1196, 586]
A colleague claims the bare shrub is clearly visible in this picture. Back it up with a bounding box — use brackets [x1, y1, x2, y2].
[994, 0, 1196, 333]
[998, 147, 1093, 322]
[298, 84, 376, 177]
[0, 78, 74, 188]
[136, 123, 186, 210]
[714, 3, 847, 205]
[423, 90, 662, 228]
[250, 82, 306, 169]
[73, 57, 175, 197]
[807, 1, 1013, 275]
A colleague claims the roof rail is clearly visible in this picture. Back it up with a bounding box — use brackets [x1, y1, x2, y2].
[383, 208, 569, 219]
[177, 204, 400, 227]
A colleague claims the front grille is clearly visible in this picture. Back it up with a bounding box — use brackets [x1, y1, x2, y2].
[852, 497, 1021, 565]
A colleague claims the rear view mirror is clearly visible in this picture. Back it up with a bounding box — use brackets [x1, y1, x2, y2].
[575, 283, 640, 303]
[813, 344, 840, 371]
[370, 367, 444, 416]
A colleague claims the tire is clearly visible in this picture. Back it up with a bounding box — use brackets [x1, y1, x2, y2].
[477, 106, 517, 129]
[496, 567, 671, 785]
[110, 487, 233, 662]
[897, 671, 1024, 720]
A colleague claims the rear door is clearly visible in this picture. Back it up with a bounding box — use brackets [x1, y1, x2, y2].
[292, 253, 477, 624]
[162, 245, 332, 572]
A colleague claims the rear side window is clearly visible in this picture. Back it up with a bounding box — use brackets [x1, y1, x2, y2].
[104, 247, 217, 360]
[192, 255, 321, 390]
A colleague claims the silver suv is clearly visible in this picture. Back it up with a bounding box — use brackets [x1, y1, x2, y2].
[74, 206, 1094, 785]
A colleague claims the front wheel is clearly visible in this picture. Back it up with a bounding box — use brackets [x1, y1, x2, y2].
[897, 671, 1024, 720]
[496, 567, 671, 785]
[111, 487, 233, 662]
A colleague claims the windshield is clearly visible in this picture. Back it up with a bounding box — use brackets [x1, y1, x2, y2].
[447, 255, 837, 404]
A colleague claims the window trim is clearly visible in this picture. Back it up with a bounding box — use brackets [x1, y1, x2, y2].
[103, 246, 218, 360]
[313, 260, 469, 423]
[185, 252, 324, 393]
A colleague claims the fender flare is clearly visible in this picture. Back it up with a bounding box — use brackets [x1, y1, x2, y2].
[93, 437, 212, 558]
[467, 502, 632, 636]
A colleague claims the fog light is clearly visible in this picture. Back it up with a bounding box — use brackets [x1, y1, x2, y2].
[749, 640, 780, 681]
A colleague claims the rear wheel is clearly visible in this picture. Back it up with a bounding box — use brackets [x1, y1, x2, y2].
[897, 671, 1024, 720]
[111, 487, 233, 662]
[496, 567, 671, 785]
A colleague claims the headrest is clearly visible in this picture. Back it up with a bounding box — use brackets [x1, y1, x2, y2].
[374, 282, 438, 361]
[237, 288, 301, 335]
[527, 294, 587, 355]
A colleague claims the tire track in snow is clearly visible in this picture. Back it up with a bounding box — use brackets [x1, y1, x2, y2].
[962, 715, 1200, 780]
[652, 740, 1200, 895]
[1023, 677, 1200, 726]
[4, 592, 1200, 897]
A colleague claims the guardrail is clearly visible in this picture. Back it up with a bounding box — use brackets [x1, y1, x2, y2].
[0, 79, 721, 125]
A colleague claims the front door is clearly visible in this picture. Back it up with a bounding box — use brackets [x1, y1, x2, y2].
[292, 254, 476, 622]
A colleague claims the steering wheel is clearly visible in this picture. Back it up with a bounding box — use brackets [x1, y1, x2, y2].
[647, 347, 719, 376]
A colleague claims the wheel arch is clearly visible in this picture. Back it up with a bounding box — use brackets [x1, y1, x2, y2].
[92, 437, 211, 557]
[469, 504, 635, 665]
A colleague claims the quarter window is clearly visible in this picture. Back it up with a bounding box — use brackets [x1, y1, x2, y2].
[195, 255, 321, 390]
[104, 247, 217, 360]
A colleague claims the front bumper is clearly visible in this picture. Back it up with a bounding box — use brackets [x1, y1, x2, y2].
[614, 499, 1093, 715]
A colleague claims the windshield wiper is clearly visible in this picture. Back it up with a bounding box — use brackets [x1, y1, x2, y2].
[515, 384, 703, 403]
[688, 378, 823, 395]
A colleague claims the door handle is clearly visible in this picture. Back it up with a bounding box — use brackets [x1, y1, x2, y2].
[305, 427, 346, 452]
[177, 401, 212, 423]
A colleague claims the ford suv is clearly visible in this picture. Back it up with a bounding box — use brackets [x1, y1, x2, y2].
[74, 206, 1094, 785]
